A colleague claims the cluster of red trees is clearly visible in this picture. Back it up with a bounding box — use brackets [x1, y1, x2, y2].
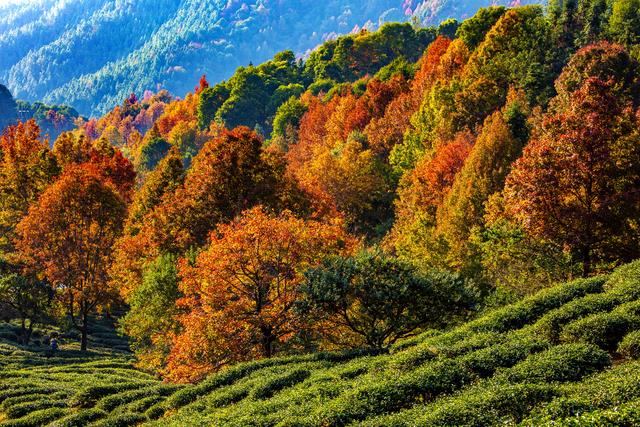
[2, 4, 640, 382]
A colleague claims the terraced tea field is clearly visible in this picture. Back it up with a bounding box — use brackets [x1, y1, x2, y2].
[3, 262, 640, 426]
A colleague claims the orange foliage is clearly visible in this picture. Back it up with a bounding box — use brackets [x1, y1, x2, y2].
[165, 206, 355, 382]
[16, 164, 126, 350]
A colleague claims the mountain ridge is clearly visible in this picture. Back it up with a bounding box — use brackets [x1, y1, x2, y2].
[0, 0, 538, 116]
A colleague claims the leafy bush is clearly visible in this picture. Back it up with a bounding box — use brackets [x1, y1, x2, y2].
[464, 277, 605, 334]
[48, 408, 107, 427]
[535, 292, 619, 342]
[619, 330, 640, 359]
[561, 310, 638, 350]
[69, 382, 152, 408]
[0, 407, 67, 427]
[89, 412, 147, 427]
[249, 368, 311, 400]
[95, 384, 180, 411]
[4, 399, 67, 419]
[458, 333, 549, 378]
[552, 399, 640, 426]
[499, 343, 610, 383]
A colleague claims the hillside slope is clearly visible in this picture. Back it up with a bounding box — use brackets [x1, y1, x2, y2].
[2, 261, 640, 426]
[0, 0, 537, 116]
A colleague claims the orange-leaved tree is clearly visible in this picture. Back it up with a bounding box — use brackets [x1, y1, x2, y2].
[505, 77, 640, 276]
[111, 126, 295, 299]
[165, 206, 355, 382]
[16, 164, 126, 350]
[0, 120, 59, 253]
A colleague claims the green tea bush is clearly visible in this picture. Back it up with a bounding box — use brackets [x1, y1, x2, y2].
[1, 393, 50, 410]
[464, 277, 605, 334]
[4, 399, 67, 419]
[561, 309, 638, 350]
[420, 383, 558, 426]
[0, 387, 56, 404]
[551, 399, 640, 426]
[95, 384, 180, 411]
[69, 382, 152, 408]
[603, 260, 640, 292]
[499, 343, 610, 383]
[523, 361, 640, 423]
[48, 408, 107, 427]
[309, 359, 467, 426]
[389, 330, 440, 353]
[88, 412, 147, 427]
[123, 395, 165, 413]
[619, 330, 640, 359]
[249, 368, 311, 400]
[535, 293, 620, 342]
[459, 333, 549, 378]
[0, 407, 67, 427]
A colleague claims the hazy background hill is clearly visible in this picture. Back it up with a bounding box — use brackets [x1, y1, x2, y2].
[0, 0, 536, 116]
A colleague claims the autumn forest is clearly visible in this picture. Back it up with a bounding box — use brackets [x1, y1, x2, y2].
[3, 0, 640, 425]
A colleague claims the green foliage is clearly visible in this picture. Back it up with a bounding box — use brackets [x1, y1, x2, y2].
[619, 330, 640, 359]
[136, 137, 171, 173]
[197, 85, 231, 130]
[437, 18, 460, 39]
[374, 57, 416, 82]
[301, 249, 475, 349]
[499, 343, 610, 383]
[121, 253, 181, 371]
[467, 5, 555, 107]
[0, 407, 67, 427]
[560, 306, 639, 350]
[456, 6, 507, 49]
[271, 96, 308, 149]
[0, 269, 53, 344]
[305, 23, 435, 83]
[89, 412, 147, 427]
[609, 0, 640, 47]
[48, 408, 107, 427]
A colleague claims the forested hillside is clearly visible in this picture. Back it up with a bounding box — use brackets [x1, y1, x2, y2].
[0, 0, 535, 116]
[0, 84, 79, 141]
[3, 263, 640, 425]
[3, 0, 640, 425]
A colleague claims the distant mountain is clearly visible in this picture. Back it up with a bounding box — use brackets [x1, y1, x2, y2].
[0, 0, 537, 116]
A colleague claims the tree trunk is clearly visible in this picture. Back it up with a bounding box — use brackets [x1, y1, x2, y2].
[80, 311, 88, 352]
[261, 325, 274, 358]
[582, 245, 591, 278]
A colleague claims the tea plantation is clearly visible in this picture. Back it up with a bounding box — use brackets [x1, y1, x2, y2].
[4, 262, 640, 426]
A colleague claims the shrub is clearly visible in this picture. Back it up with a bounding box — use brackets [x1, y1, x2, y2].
[561, 311, 637, 351]
[619, 330, 640, 359]
[4, 399, 67, 419]
[0, 387, 56, 403]
[1, 393, 50, 410]
[48, 408, 107, 427]
[499, 343, 610, 383]
[249, 368, 311, 400]
[464, 277, 605, 334]
[89, 412, 147, 427]
[124, 395, 165, 413]
[535, 292, 619, 342]
[459, 333, 549, 378]
[69, 382, 152, 407]
[310, 359, 468, 426]
[552, 399, 640, 426]
[95, 384, 180, 412]
[420, 383, 559, 426]
[0, 407, 67, 427]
